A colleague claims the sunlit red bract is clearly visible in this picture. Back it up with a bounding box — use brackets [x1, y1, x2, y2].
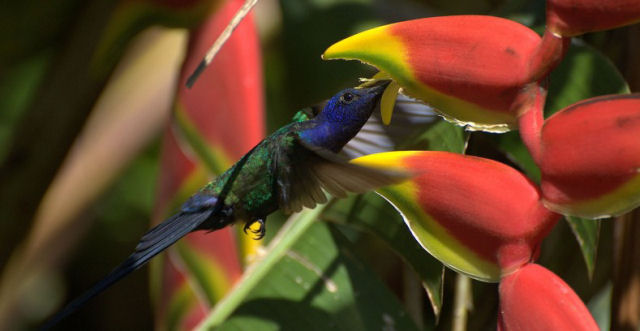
[546, 0, 640, 37]
[323, 16, 548, 132]
[499, 263, 598, 331]
[352, 151, 560, 282]
[540, 94, 640, 218]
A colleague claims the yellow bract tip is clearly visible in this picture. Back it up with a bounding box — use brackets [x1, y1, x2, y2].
[380, 80, 399, 125]
[351, 151, 419, 169]
[322, 25, 402, 63]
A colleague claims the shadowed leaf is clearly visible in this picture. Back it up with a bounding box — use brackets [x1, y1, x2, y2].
[566, 216, 600, 279]
[324, 193, 445, 320]
[216, 221, 420, 331]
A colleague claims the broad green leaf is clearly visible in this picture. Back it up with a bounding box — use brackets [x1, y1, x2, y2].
[217, 221, 419, 331]
[547, 39, 630, 114]
[324, 193, 444, 320]
[198, 207, 418, 330]
[412, 119, 466, 154]
[566, 217, 600, 279]
[495, 130, 541, 182]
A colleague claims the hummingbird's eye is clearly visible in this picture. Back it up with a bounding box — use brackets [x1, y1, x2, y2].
[339, 92, 357, 104]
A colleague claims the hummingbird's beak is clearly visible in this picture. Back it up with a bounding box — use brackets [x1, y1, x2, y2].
[366, 79, 392, 96]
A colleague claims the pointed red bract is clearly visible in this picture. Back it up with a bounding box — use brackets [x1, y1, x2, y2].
[390, 16, 539, 117]
[547, 0, 640, 36]
[499, 263, 598, 331]
[323, 16, 554, 131]
[353, 151, 560, 281]
[540, 94, 640, 218]
[403, 152, 559, 273]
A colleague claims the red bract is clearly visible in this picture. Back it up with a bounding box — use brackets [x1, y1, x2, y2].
[352, 151, 561, 281]
[547, 0, 640, 37]
[499, 263, 598, 331]
[153, 0, 264, 328]
[540, 94, 640, 218]
[323, 16, 547, 132]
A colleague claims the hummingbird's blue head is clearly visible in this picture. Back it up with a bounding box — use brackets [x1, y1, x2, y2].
[298, 81, 391, 152]
[319, 81, 390, 124]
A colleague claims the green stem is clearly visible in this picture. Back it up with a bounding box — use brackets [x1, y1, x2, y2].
[196, 205, 327, 330]
[452, 273, 472, 331]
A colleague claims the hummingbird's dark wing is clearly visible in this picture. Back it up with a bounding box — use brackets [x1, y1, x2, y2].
[342, 94, 440, 159]
[274, 134, 410, 214]
[42, 209, 213, 329]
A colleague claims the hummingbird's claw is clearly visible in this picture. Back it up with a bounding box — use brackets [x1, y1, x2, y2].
[244, 218, 266, 240]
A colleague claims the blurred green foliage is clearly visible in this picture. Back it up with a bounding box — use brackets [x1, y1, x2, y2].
[60, 144, 159, 330]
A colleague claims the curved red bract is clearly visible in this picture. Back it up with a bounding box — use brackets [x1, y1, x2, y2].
[499, 263, 598, 331]
[393, 16, 540, 114]
[405, 152, 559, 270]
[547, 0, 640, 36]
[541, 94, 640, 204]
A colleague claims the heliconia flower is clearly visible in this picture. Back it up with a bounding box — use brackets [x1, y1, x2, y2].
[153, 0, 264, 328]
[547, 0, 640, 37]
[351, 151, 560, 282]
[498, 263, 598, 331]
[323, 16, 548, 132]
[539, 94, 640, 219]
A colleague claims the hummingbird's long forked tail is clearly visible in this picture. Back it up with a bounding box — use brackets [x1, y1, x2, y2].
[41, 209, 213, 330]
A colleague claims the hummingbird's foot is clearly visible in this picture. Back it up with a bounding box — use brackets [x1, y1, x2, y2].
[243, 218, 266, 240]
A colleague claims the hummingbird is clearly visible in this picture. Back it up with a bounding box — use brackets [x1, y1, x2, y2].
[44, 81, 408, 328]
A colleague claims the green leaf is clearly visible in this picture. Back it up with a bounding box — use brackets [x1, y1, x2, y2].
[547, 39, 630, 115]
[198, 207, 326, 329]
[203, 209, 418, 330]
[565, 217, 600, 279]
[495, 130, 541, 182]
[324, 193, 445, 320]
[412, 119, 466, 154]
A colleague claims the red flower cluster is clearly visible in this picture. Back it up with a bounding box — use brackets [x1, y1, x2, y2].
[333, 1, 640, 329]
